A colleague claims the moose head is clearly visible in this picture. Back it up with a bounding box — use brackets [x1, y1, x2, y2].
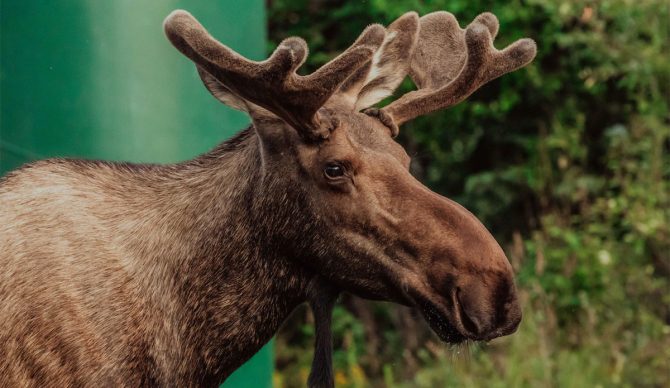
[164, 10, 536, 345]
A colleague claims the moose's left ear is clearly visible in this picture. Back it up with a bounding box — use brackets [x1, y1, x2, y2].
[197, 66, 250, 112]
[338, 12, 419, 111]
[197, 66, 281, 123]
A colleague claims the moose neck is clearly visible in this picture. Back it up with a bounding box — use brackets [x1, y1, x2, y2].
[120, 126, 313, 384]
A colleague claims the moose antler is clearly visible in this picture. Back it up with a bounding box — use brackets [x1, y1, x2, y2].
[164, 10, 385, 140]
[381, 11, 537, 127]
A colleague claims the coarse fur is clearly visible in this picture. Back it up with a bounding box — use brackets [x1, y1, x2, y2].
[0, 9, 536, 387]
[0, 128, 313, 385]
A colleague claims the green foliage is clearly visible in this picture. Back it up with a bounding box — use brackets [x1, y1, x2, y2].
[270, 0, 669, 386]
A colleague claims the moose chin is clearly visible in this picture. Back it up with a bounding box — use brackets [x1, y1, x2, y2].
[0, 8, 535, 388]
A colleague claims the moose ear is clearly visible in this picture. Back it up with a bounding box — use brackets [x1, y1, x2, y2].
[197, 66, 279, 121]
[197, 65, 284, 135]
[196, 66, 250, 112]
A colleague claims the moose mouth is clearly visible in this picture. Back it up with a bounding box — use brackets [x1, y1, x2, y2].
[415, 297, 467, 344]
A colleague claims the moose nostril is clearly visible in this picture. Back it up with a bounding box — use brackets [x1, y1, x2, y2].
[498, 297, 522, 335]
[510, 310, 522, 330]
[453, 278, 522, 340]
[455, 289, 486, 336]
[495, 279, 521, 320]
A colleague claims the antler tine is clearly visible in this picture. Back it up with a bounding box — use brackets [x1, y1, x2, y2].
[305, 23, 386, 94]
[164, 10, 382, 140]
[383, 12, 536, 126]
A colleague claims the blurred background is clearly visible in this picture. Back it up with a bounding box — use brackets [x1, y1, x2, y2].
[1, 0, 668, 387]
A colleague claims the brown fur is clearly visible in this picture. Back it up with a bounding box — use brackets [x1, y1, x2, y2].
[1, 9, 535, 387]
[1, 129, 312, 385]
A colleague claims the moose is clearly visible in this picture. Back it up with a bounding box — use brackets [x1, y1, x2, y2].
[0, 9, 536, 387]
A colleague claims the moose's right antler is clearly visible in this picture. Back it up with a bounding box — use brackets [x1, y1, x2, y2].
[381, 12, 537, 127]
[164, 10, 385, 140]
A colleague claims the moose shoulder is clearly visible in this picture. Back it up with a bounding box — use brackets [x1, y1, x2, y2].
[0, 9, 536, 387]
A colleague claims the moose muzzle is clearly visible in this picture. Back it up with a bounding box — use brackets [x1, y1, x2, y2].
[400, 181, 522, 343]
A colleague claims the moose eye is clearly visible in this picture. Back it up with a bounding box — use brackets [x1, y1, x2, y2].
[323, 163, 346, 179]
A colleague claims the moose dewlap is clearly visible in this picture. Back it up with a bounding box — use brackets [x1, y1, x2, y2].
[0, 8, 535, 387]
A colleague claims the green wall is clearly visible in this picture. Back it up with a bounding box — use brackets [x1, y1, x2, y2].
[0, 1, 272, 386]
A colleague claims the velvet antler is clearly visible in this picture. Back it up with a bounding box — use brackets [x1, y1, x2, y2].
[164, 10, 384, 140]
[381, 12, 537, 127]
